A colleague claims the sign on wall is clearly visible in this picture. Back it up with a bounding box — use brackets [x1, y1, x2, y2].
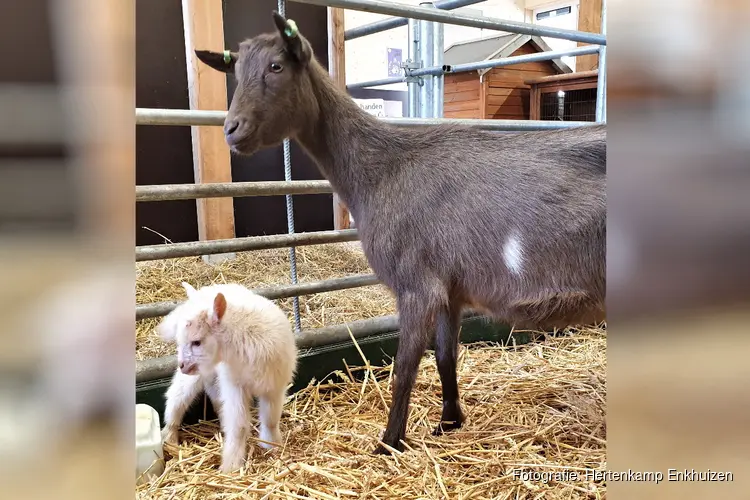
[354, 98, 385, 117]
[387, 48, 402, 77]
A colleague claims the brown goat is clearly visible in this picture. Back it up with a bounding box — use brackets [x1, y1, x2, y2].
[196, 11, 606, 455]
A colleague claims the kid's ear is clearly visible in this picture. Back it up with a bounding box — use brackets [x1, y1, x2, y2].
[156, 313, 178, 342]
[181, 281, 197, 298]
[195, 49, 238, 73]
[209, 292, 227, 326]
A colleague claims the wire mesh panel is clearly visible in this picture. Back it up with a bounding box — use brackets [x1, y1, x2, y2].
[540, 88, 597, 122]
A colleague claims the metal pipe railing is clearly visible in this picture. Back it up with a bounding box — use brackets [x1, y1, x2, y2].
[136, 229, 359, 261]
[344, 0, 484, 41]
[136, 274, 380, 320]
[136, 108, 594, 130]
[136, 313, 398, 382]
[595, 0, 607, 122]
[277, 0, 303, 331]
[347, 45, 601, 89]
[419, 1, 435, 118]
[137, 309, 485, 383]
[290, 0, 607, 45]
[136, 180, 333, 202]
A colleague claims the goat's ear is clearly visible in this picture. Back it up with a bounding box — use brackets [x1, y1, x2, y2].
[156, 313, 178, 342]
[209, 292, 227, 326]
[195, 49, 237, 73]
[181, 281, 197, 298]
[271, 11, 312, 64]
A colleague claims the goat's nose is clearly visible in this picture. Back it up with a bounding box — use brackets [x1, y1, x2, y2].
[179, 362, 185, 370]
[224, 119, 240, 136]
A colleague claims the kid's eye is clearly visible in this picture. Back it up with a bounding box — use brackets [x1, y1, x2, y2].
[191, 340, 201, 347]
[269, 62, 283, 73]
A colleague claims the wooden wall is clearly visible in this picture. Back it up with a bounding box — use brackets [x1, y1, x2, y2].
[136, 0, 331, 247]
[444, 72, 481, 119]
[484, 44, 558, 120]
[443, 43, 560, 120]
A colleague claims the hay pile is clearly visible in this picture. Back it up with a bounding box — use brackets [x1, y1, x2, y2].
[136, 243, 397, 360]
[136, 326, 606, 499]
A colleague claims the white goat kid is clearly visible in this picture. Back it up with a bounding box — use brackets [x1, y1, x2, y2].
[158, 282, 298, 472]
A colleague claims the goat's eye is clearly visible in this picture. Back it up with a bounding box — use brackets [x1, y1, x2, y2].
[191, 340, 201, 347]
[269, 62, 283, 73]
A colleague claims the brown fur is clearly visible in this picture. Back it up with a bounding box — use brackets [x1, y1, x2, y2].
[195, 12, 606, 454]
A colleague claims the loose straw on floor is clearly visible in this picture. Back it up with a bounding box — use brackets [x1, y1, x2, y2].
[137, 325, 607, 499]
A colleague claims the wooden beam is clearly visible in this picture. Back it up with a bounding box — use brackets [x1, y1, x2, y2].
[478, 74, 488, 119]
[182, 0, 236, 263]
[327, 7, 351, 230]
[576, 0, 602, 72]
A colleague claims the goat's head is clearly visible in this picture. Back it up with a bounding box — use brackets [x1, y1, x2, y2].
[195, 12, 318, 156]
[157, 283, 227, 375]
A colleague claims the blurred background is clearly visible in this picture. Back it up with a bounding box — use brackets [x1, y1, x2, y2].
[0, 0, 749, 498]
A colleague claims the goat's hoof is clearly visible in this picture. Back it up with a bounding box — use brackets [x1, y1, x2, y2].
[373, 440, 403, 455]
[373, 444, 391, 455]
[162, 427, 179, 445]
[432, 420, 463, 436]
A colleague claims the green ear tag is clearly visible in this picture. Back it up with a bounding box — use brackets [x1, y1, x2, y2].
[223, 50, 231, 64]
[284, 19, 298, 38]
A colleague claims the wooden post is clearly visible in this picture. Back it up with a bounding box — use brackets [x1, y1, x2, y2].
[577, 0, 603, 72]
[182, 0, 237, 263]
[478, 74, 488, 119]
[327, 7, 351, 230]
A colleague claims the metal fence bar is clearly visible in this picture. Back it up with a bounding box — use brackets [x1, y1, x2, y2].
[136, 108, 593, 130]
[136, 180, 333, 202]
[380, 117, 596, 130]
[136, 228, 359, 261]
[431, 45, 600, 76]
[595, 0, 607, 122]
[279, 0, 302, 333]
[418, 2, 435, 118]
[289, 0, 607, 45]
[344, 0, 484, 41]
[137, 309, 485, 383]
[432, 12, 444, 118]
[136, 274, 380, 320]
[407, 17, 420, 117]
[136, 312, 396, 382]
[346, 45, 600, 88]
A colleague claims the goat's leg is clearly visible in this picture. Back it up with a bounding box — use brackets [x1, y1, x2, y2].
[433, 303, 465, 436]
[216, 371, 249, 473]
[162, 371, 204, 445]
[257, 388, 286, 449]
[375, 294, 436, 455]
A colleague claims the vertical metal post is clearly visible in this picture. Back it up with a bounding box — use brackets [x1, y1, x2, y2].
[595, 0, 607, 122]
[277, 0, 302, 333]
[419, 1, 435, 118]
[407, 17, 421, 118]
[432, 15, 444, 117]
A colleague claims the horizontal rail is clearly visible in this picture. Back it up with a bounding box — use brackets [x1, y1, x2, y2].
[290, 0, 606, 45]
[136, 180, 333, 202]
[136, 274, 380, 320]
[344, 0, 485, 40]
[136, 313, 398, 382]
[347, 45, 601, 89]
[434, 45, 601, 76]
[136, 229, 359, 261]
[136, 309, 485, 383]
[136, 108, 595, 130]
[380, 117, 596, 130]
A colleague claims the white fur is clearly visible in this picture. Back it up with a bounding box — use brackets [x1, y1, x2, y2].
[503, 234, 524, 276]
[158, 282, 298, 473]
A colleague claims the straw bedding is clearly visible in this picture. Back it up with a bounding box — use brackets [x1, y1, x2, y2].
[136, 325, 607, 499]
[135, 242, 397, 360]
